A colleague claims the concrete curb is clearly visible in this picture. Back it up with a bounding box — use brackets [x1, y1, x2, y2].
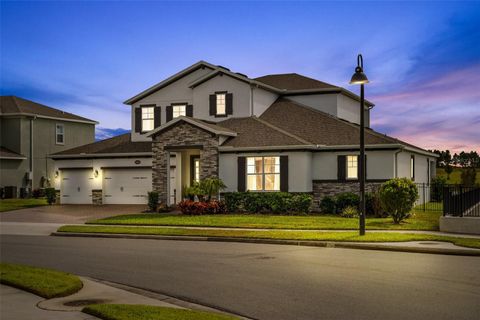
[51, 232, 480, 256]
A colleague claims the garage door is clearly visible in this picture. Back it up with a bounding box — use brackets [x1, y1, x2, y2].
[103, 168, 152, 204]
[60, 169, 93, 204]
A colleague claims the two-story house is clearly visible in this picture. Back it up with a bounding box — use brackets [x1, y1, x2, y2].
[0, 96, 96, 197]
[51, 61, 437, 206]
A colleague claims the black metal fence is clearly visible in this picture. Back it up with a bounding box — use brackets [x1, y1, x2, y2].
[443, 185, 480, 217]
[415, 183, 443, 212]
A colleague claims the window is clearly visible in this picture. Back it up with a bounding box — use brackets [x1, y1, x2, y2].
[410, 155, 415, 180]
[216, 93, 226, 115]
[141, 107, 154, 132]
[190, 156, 200, 184]
[55, 124, 64, 144]
[347, 155, 358, 179]
[247, 156, 280, 191]
[173, 104, 186, 118]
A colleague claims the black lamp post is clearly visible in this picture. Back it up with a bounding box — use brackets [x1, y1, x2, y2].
[350, 54, 369, 236]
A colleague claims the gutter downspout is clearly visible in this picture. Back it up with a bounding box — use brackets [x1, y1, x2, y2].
[394, 149, 402, 178]
[30, 116, 36, 191]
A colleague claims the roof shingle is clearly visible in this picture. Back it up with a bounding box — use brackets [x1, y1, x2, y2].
[52, 133, 151, 156]
[0, 96, 97, 123]
[254, 73, 339, 91]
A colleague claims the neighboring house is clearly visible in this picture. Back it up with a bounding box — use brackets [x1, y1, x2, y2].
[0, 96, 97, 196]
[51, 61, 437, 207]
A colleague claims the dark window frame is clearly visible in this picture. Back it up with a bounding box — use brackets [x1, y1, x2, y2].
[190, 155, 200, 185]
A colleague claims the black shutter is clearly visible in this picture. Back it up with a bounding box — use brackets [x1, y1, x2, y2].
[186, 104, 193, 117]
[280, 156, 288, 192]
[237, 156, 246, 192]
[226, 93, 233, 115]
[337, 155, 346, 181]
[154, 106, 161, 128]
[166, 106, 173, 122]
[209, 94, 216, 115]
[135, 108, 142, 133]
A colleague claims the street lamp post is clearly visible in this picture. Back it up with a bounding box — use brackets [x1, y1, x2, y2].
[350, 54, 369, 236]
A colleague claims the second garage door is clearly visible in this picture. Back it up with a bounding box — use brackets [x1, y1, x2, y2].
[60, 169, 92, 204]
[103, 168, 152, 204]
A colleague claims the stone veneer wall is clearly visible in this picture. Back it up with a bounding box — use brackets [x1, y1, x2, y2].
[152, 122, 219, 204]
[92, 189, 102, 205]
[55, 190, 60, 204]
[312, 181, 383, 211]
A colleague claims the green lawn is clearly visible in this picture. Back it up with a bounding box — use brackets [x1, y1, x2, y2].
[437, 167, 480, 184]
[57, 225, 480, 249]
[84, 304, 239, 320]
[0, 263, 83, 298]
[0, 198, 48, 212]
[89, 210, 441, 231]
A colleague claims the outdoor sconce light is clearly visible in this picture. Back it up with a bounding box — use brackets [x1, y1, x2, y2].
[93, 169, 99, 178]
[54, 170, 59, 178]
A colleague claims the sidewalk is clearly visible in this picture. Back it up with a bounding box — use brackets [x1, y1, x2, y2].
[0, 285, 98, 320]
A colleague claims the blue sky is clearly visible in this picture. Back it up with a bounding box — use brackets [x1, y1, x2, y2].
[1, 1, 479, 151]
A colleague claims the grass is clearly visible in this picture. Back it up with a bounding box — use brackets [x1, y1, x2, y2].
[0, 263, 83, 298]
[0, 198, 48, 212]
[437, 167, 480, 184]
[89, 210, 441, 231]
[83, 304, 239, 320]
[57, 225, 480, 249]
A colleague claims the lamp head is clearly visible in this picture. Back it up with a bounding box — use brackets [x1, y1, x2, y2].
[350, 54, 369, 85]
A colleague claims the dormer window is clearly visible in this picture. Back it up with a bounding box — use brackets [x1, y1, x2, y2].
[141, 106, 154, 132]
[216, 93, 226, 116]
[173, 104, 186, 118]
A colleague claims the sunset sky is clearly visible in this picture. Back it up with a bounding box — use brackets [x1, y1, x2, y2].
[1, 1, 479, 152]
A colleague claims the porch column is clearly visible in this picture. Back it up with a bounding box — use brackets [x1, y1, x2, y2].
[199, 143, 219, 179]
[152, 141, 169, 204]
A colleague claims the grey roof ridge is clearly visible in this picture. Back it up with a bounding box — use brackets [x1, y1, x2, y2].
[251, 116, 314, 146]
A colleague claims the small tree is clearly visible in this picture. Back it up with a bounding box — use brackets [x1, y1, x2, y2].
[199, 177, 226, 202]
[379, 178, 418, 224]
[461, 167, 477, 187]
[444, 164, 453, 180]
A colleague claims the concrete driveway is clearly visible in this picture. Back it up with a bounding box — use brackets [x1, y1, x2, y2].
[0, 204, 145, 224]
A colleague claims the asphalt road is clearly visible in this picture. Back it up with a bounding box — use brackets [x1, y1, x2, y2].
[1, 235, 480, 320]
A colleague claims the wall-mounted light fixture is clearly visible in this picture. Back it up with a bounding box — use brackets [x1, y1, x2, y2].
[54, 170, 59, 178]
[93, 169, 99, 178]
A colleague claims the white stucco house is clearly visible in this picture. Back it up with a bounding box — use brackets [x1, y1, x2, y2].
[51, 61, 437, 207]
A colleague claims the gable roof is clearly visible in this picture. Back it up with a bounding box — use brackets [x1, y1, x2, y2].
[124, 61, 217, 105]
[218, 117, 312, 148]
[146, 116, 237, 138]
[259, 98, 432, 154]
[51, 133, 151, 158]
[0, 96, 97, 124]
[0, 146, 26, 159]
[254, 73, 339, 91]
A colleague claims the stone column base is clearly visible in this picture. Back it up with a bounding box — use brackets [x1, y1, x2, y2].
[92, 189, 103, 205]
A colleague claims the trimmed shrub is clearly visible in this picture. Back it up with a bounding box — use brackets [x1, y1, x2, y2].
[431, 176, 447, 201]
[340, 205, 359, 218]
[461, 167, 477, 187]
[45, 188, 56, 205]
[178, 200, 227, 215]
[147, 192, 159, 212]
[319, 196, 336, 214]
[379, 178, 419, 224]
[365, 191, 386, 217]
[223, 192, 313, 214]
[335, 192, 360, 213]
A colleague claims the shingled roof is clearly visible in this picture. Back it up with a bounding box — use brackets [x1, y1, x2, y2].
[218, 117, 310, 148]
[51, 133, 151, 157]
[254, 73, 339, 91]
[259, 98, 423, 148]
[0, 96, 97, 123]
[0, 146, 26, 159]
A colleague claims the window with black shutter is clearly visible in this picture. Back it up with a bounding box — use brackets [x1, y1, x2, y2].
[337, 155, 346, 181]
